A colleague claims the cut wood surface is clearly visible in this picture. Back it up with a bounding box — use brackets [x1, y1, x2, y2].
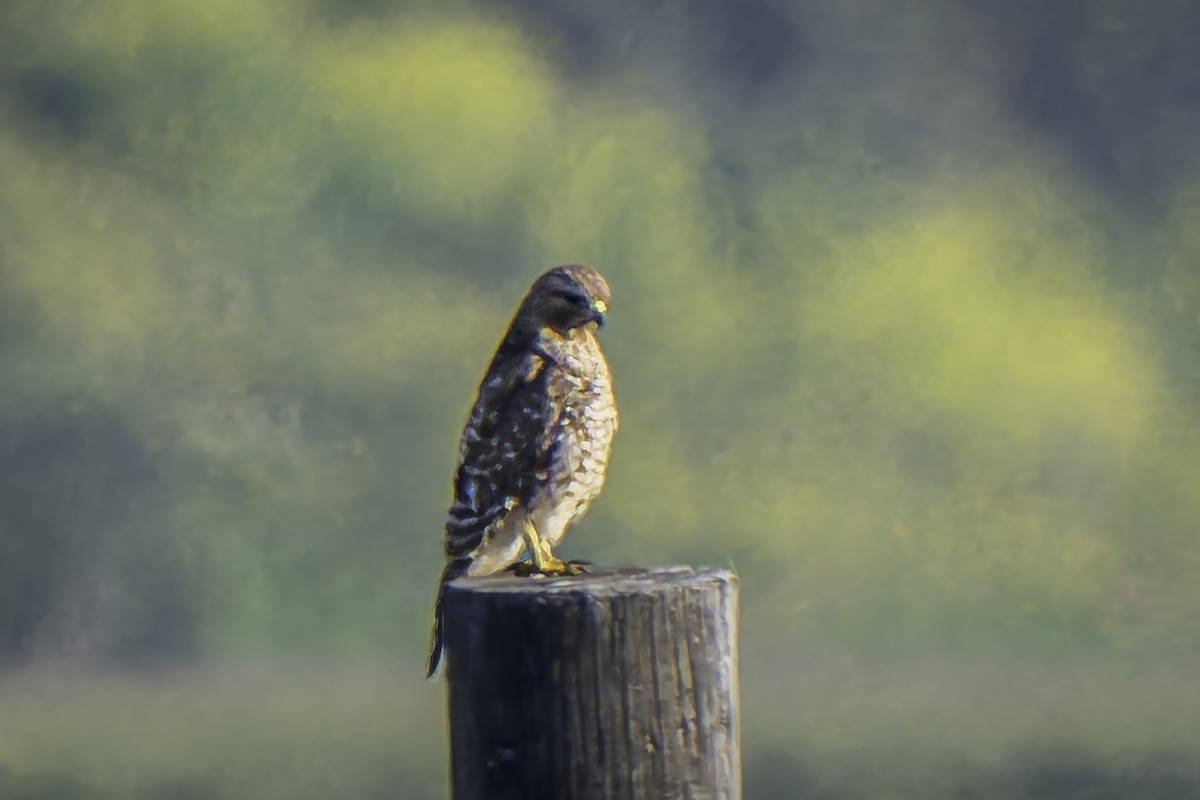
[444, 565, 740, 800]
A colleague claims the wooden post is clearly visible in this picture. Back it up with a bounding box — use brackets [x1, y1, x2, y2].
[443, 566, 740, 800]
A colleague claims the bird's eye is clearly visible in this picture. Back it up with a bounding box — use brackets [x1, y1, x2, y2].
[560, 291, 589, 307]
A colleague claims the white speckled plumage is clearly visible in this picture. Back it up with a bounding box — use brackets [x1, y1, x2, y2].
[528, 324, 618, 546]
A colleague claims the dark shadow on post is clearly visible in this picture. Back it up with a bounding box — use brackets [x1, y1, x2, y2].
[443, 566, 740, 800]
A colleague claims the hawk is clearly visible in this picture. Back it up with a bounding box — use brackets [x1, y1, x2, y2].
[426, 265, 618, 680]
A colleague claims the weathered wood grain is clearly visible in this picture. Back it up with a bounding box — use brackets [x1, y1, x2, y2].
[444, 566, 740, 800]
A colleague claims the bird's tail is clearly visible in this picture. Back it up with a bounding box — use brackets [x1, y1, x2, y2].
[426, 558, 471, 682]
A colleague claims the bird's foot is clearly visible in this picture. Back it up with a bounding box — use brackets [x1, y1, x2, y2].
[537, 556, 587, 576]
[506, 557, 588, 577]
[550, 558, 589, 576]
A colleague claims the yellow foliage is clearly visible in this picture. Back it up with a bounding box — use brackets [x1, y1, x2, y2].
[311, 19, 556, 216]
[55, 0, 297, 57]
[802, 175, 1161, 450]
[0, 137, 175, 383]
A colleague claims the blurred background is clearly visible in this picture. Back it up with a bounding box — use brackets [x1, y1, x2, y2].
[2, 0, 1200, 797]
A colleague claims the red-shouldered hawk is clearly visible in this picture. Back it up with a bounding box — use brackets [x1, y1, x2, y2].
[426, 265, 618, 680]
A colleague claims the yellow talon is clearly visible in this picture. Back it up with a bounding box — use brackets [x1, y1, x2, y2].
[535, 555, 586, 576]
[519, 522, 587, 576]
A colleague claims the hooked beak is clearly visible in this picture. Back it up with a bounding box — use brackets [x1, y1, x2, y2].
[591, 299, 607, 328]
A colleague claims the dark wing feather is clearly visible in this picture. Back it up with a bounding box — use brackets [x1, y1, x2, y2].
[444, 347, 558, 557]
[424, 347, 554, 681]
[429, 344, 559, 680]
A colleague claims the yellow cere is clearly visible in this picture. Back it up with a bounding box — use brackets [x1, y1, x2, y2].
[593, 300, 607, 314]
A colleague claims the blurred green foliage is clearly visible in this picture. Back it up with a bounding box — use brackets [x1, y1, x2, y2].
[2, 0, 1200, 657]
[1, 0, 1200, 794]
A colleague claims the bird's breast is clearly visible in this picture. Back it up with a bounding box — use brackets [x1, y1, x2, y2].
[538, 333, 618, 505]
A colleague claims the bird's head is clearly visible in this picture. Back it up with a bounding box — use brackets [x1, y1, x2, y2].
[515, 264, 611, 336]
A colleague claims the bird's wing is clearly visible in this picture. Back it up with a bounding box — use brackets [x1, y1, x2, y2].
[444, 348, 558, 558]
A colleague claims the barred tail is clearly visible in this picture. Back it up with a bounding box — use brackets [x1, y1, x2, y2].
[426, 559, 471, 682]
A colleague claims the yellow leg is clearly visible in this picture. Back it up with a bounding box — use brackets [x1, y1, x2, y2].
[514, 521, 584, 576]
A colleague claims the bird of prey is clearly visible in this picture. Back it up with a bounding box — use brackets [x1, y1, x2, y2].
[426, 265, 618, 680]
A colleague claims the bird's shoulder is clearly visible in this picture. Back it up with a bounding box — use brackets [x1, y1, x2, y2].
[467, 339, 557, 429]
[452, 335, 570, 486]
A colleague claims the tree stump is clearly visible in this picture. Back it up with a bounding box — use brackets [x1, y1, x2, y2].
[443, 565, 740, 800]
